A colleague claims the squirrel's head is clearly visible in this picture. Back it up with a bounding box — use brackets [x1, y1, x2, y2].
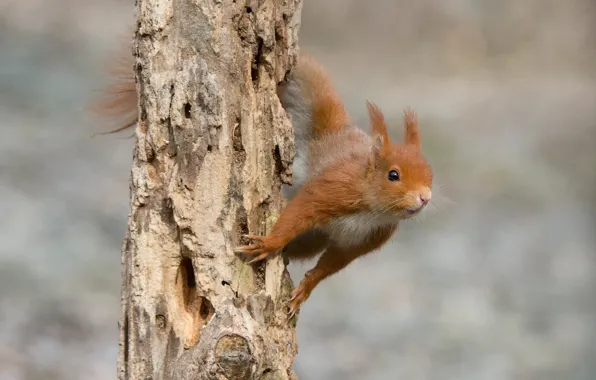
[364, 101, 433, 219]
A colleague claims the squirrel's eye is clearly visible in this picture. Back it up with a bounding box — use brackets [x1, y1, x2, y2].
[388, 170, 400, 182]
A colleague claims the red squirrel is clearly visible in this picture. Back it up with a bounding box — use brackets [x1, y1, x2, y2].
[91, 51, 433, 317]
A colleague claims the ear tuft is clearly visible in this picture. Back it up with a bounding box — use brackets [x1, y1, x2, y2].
[403, 107, 420, 148]
[366, 101, 390, 143]
[366, 100, 391, 154]
[366, 101, 390, 168]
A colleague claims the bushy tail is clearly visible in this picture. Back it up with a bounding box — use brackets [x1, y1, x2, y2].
[278, 53, 350, 200]
[278, 52, 350, 140]
[89, 49, 347, 140]
[88, 41, 138, 135]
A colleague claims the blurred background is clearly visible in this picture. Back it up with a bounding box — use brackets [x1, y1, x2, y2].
[0, 0, 594, 379]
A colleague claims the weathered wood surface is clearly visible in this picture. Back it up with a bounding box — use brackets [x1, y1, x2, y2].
[118, 0, 303, 378]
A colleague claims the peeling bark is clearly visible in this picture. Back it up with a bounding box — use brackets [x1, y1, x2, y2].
[117, 0, 303, 379]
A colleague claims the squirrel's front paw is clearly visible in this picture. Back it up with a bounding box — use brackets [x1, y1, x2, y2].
[234, 235, 282, 263]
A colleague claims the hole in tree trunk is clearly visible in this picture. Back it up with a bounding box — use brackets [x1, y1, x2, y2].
[199, 297, 214, 320]
[180, 257, 196, 308]
[176, 257, 215, 349]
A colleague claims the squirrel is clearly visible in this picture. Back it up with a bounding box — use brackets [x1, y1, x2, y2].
[90, 50, 433, 317]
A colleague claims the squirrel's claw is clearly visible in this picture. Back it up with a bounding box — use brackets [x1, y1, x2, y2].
[287, 283, 311, 318]
[288, 306, 298, 319]
[240, 234, 265, 247]
[233, 244, 260, 255]
[234, 234, 279, 263]
[247, 252, 270, 264]
[233, 235, 264, 254]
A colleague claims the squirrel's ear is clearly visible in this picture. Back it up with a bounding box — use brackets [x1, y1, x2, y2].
[403, 107, 420, 149]
[371, 133, 384, 155]
[366, 100, 390, 154]
[366, 101, 390, 144]
[368, 133, 385, 168]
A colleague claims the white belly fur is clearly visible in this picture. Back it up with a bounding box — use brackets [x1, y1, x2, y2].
[322, 212, 399, 248]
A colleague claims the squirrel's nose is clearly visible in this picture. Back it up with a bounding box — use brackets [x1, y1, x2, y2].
[419, 191, 432, 205]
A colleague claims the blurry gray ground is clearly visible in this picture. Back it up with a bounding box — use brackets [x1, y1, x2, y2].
[0, 1, 595, 379]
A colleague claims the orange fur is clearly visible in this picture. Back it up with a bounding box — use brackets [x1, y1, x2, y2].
[88, 40, 138, 134]
[90, 45, 433, 316]
[403, 107, 420, 148]
[292, 53, 350, 137]
[366, 100, 390, 148]
[237, 56, 434, 316]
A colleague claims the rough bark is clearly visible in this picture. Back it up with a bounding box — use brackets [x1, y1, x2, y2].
[118, 1, 302, 379]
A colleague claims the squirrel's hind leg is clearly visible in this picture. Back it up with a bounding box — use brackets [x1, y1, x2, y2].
[287, 244, 359, 317]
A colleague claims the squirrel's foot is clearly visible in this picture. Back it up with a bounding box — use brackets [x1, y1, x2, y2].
[287, 280, 314, 318]
[234, 234, 281, 263]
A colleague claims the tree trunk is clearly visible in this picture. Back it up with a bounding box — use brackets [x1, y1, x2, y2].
[118, 1, 303, 379]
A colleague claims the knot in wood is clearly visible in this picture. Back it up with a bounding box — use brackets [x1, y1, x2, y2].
[215, 334, 254, 379]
